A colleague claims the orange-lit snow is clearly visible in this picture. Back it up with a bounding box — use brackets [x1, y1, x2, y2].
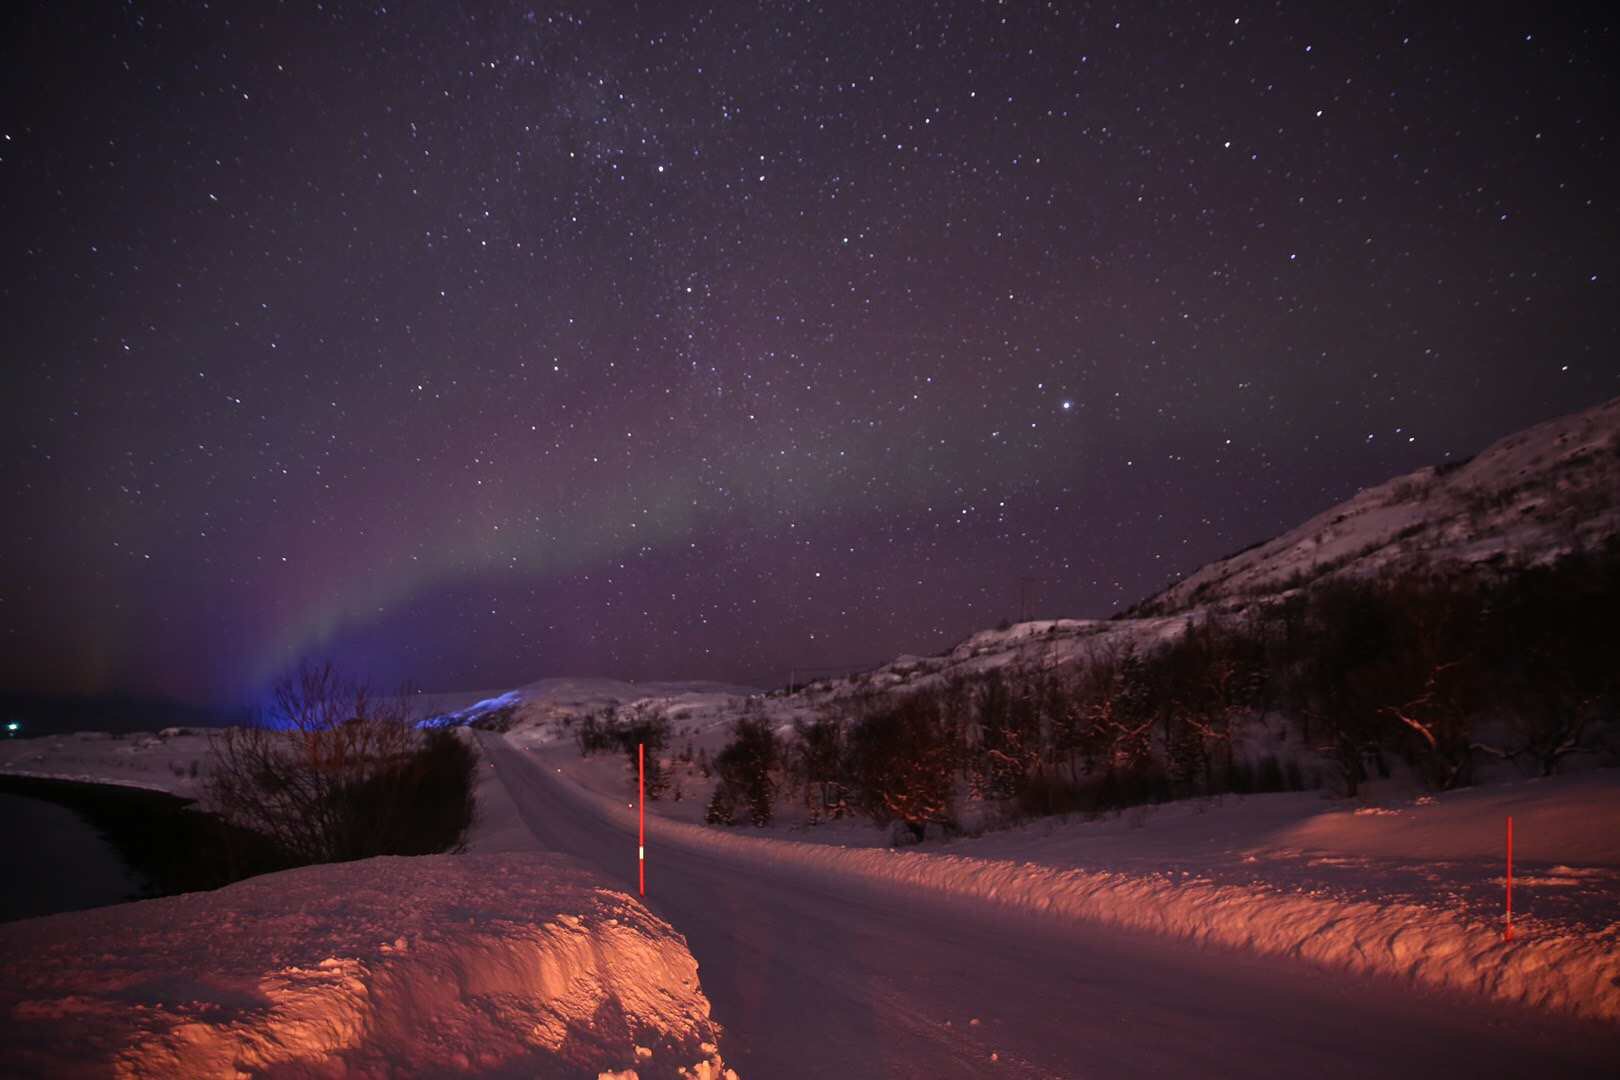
[0, 852, 735, 1079]
[501, 734, 1620, 1024]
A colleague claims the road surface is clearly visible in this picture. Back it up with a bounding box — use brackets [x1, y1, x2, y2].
[476, 732, 1619, 1078]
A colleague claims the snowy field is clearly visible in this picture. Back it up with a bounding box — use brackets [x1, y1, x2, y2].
[0, 851, 735, 1079]
[0, 727, 215, 798]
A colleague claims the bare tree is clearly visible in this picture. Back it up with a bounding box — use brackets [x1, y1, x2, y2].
[1379, 659, 1473, 789]
[207, 661, 444, 863]
[794, 712, 849, 822]
[707, 712, 780, 826]
[1080, 647, 1155, 775]
[850, 693, 955, 842]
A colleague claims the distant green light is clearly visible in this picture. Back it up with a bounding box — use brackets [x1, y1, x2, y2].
[5, 721, 18, 733]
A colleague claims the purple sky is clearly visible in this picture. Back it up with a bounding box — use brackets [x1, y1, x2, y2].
[3, 2, 1617, 705]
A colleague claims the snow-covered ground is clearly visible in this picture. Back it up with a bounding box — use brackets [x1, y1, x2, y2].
[2, 720, 1617, 1074]
[477, 732, 1620, 1076]
[8, 687, 1617, 1028]
[0, 727, 214, 798]
[522, 739, 1620, 1026]
[0, 851, 735, 1079]
[508, 686, 1620, 1013]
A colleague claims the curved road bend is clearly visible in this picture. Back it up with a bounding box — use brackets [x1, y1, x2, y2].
[476, 732, 1619, 1079]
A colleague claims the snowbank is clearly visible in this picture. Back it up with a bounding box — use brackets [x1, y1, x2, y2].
[533, 748, 1620, 1024]
[1271, 772, 1620, 866]
[0, 852, 735, 1079]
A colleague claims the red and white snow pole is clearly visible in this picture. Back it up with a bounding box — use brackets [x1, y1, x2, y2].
[1504, 815, 1513, 942]
[638, 742, 646, 897]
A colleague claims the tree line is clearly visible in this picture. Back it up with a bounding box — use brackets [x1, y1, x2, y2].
[663, 538, 1619, 840]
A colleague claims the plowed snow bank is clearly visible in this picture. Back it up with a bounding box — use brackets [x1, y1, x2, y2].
[0, 852, 734, 1079]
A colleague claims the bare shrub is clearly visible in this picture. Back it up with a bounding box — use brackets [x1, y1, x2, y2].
[707, 710, 779, 826]
[849, 692, 956, 842]
[207, 661, 475, 864]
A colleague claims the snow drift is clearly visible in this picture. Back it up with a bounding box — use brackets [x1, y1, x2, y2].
[0, 852, 734, 1079]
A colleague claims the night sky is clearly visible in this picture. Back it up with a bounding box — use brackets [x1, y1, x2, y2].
[3, 3, 1616, 707]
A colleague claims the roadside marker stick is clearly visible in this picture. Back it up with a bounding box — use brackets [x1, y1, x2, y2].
[639, 742, 646, 897]
[1505, 815, 1513, 943]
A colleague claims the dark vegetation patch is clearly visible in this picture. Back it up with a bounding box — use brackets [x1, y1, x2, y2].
[208, 663, 478, 865]
[686, 536, 1620, 840]
[576, 704, 671, 799]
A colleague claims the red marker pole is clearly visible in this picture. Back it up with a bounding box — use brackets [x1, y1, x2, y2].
[1504, 815, 1513, 943]
[638, 742, 646, 897]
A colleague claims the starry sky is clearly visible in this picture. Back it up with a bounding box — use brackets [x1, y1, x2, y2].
[3, 2, 1617, 707]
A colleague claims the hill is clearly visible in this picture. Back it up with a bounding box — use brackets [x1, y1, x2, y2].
[1137, 394, 1620, 615]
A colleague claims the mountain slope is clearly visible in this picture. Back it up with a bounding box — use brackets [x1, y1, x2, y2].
[1137, 395, 1620, 616]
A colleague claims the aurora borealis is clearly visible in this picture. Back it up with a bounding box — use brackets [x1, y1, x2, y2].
[3, 3, 1616, 706]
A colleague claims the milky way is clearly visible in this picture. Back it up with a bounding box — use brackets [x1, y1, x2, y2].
[3, 3, 1616, 704]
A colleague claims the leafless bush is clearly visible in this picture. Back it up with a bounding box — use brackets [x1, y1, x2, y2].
[207, 661, 473, 863]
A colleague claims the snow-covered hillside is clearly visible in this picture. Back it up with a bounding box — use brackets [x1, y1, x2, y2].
[1138, 394, 1620, 615]
[417, 619, 1193, 759]
[447, 398, 1620, 795]
[0, 852, 735, 1079]
[683, 395, 1620, 731]
[417, 677, 759, 738]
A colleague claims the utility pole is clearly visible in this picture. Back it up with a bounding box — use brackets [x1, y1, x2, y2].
[1016, 576, 1042, 623]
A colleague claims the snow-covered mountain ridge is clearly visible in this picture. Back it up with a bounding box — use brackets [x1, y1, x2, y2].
[405, 396, 1620, 751]
[753, 394, 1620, 718]
[1137, 394, 1620, 615]
[417, 678, 760, 744]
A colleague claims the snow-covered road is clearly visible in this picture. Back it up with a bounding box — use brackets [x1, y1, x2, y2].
[476, 732, 1619, 1078]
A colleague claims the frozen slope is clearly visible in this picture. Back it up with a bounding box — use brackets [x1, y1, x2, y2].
[477, 732, 1620, 1079]
[1140, 394, 1620, 614]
